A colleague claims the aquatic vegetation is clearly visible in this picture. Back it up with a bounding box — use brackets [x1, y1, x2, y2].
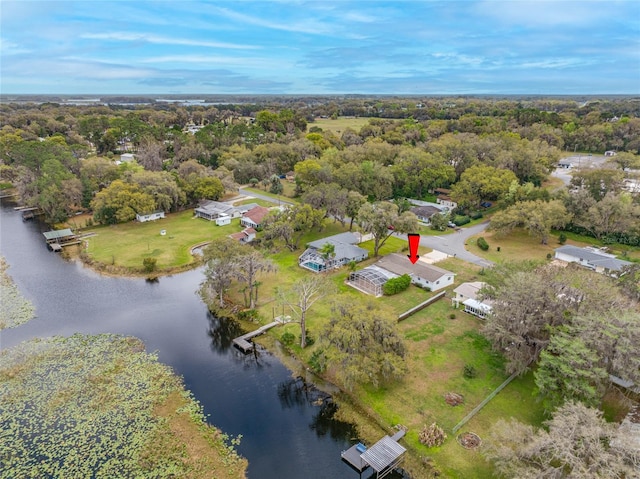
[0, 256, 36, 330]
[0, 334, 246, 478]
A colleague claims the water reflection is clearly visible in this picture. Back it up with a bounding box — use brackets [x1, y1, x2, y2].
[277, 377, 358, 442]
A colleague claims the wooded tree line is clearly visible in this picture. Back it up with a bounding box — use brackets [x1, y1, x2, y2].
[1, 98, 638, 229]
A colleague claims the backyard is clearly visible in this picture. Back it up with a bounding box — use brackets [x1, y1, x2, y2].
[70, 205, 548, 478]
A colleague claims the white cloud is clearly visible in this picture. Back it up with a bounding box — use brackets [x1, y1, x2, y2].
[207, 6, 335, 35]
[475, 0, 619, 27]
[81, 32, 259, 50]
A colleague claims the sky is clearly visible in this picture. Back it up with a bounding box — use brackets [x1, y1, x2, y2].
[1, 0, 639, 95]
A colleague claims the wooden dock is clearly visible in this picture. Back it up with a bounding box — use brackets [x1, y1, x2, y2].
[342, 428, 406, 477]
[232, 316, 289, 353]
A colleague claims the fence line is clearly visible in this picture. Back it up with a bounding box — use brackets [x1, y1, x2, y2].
[397, 291, 446, 321]
[451, 371, 520, 434]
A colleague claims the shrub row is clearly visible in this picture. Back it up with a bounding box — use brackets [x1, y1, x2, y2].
[383, 274, 411, 295]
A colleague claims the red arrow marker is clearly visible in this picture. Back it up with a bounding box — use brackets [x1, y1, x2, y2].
[407, 233, 420, 264]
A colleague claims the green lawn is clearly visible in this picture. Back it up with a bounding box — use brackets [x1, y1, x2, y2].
[352, 300, 545, 478]
[83, 210, 246, 271]
[307, 116, 374, 135]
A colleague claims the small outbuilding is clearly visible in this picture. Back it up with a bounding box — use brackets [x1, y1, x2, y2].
[136, 211, 165, 222]
[215, 214, 231, 226]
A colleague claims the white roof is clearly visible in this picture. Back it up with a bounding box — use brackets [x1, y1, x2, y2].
[360, 435, 406, 473]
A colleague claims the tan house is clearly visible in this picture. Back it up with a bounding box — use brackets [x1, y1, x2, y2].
[452, 282, 493, 318]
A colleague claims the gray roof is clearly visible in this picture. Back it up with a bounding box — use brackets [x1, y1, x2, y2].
[307, 232, 359, 248]
[195, 200, 235, 216]
[376, 253, 454, 282]
[555, 245, 632, 272]
[303, 232, 368, 263]
[360, 435, 406, 473]
[410, 205, 441, 219]
[453, 282, 486, 300]
[43, 229, 75, 240]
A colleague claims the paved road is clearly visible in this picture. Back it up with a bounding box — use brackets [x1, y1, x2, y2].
[238, 187, 295, 206]
[416, 222, 494, 267]
[240, 187, 493, 267]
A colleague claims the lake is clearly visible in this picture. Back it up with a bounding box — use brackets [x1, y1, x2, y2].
[0, 201, 372, 479]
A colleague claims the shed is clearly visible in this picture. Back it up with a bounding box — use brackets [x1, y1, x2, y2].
[215, 214, 231, 226]
[136, 211, 165, 222]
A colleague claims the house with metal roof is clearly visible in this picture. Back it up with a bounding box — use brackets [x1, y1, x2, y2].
[299, 232, 368, 273]
[554, 245, 632, 276]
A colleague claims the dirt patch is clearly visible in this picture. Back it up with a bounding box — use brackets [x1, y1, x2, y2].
[444, 392, 464, 406]
[457, 432, 481, 449]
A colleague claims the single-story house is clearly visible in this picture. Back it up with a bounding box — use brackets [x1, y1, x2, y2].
[229, 227, 257, 244]
[285, 171, 295, 182]
[194, 200, 236, 221]
[347, 265, 398, 297]
[410, 205, 442, 224]
[136, 211, 165, 222]
[452, 282, 493, 319]
[215, 214, 231, 226]
[554, 245, 632, 276]
[241, 205, 270, 229]
[436, 195, 457, 210]
[374, 253, 455, 292]
[299, 232, 368, 273]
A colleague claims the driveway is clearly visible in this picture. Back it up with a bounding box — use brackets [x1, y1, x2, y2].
[238, 187, 295, 206]
[416, 222, 494, 267]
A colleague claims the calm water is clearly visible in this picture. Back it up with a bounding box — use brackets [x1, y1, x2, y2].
[0, 202, 363, 479]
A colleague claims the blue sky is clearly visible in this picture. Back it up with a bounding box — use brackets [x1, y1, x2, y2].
[1, 0, 639, 95]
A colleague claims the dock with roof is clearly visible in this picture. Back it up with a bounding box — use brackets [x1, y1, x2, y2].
[342, 429, 406, 478]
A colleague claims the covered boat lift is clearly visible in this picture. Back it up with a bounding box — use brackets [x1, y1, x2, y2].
[342, 429, 406, 478]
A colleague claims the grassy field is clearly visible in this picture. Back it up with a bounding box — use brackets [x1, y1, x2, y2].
[82, 210, 247, 272]
[307, 116, 374, 135]
[467, 228, 640, 264]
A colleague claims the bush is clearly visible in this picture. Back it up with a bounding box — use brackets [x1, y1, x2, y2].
[476, 237, 489, 251]
[463, 364, 477, 379]
[558, 233, 567, 244]
[300, 331, 314, 346]
[469, 211, 484, 220]
[383, 274, 412, 295]
[237, 309, 257, 321]
[142, 257, 157, 273]
[453, 215, 471, 226]
[280, 331, 295, 346]
[309, 349, 327, 373]
[449, 313, 456, 319]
